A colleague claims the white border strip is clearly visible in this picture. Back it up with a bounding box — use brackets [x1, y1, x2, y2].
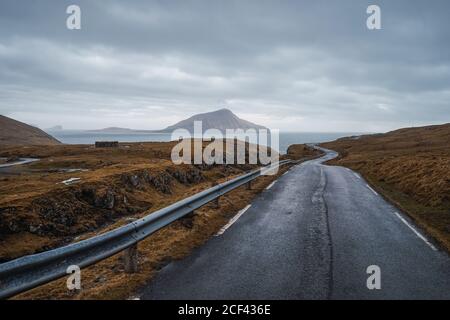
[366, 184, 379, 196]
[266, 181, 276, 190]
[216, 205, 252, 236]
[393, 212, 437, 251]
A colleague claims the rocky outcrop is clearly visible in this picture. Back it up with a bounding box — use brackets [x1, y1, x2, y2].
[120, 166, 205, 194]
[167, 167, 203, 185]
[0, 165, 209, 240]
[121, 170, 173, 194]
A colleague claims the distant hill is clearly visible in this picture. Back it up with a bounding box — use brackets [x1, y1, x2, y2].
[0, 115, 61, 145]
[163, 108, 267, 133]
[46, 125, 63, 131]
[87, 109, 267, 134]
[87, 127, 142, 134]
[329, 123, 450, 151]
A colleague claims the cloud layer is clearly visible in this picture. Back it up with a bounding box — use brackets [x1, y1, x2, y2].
[1, 0, 449, 131]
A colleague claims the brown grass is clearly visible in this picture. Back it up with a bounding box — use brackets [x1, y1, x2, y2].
[1, 141, 316, 299]
[322, 123, 450, 252]
[0, 115, 60, 145]
[13, 166, 291, 300]
[285, 144, 323, 160]
[0, 140, 260, 261]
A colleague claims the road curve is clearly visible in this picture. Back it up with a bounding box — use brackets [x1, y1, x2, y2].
[0, 158, 39, 169]
[141, 149, 450, 300]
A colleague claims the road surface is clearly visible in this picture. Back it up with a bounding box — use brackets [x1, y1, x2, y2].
[141, 149, 450, 300]
[0, 158, 39, 169]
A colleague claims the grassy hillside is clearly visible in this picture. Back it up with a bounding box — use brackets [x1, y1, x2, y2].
[286, 144, 323, 160]
[0, 139, 274, 260]
[0, 115, 60, 145]
[322, 123, 450, 251]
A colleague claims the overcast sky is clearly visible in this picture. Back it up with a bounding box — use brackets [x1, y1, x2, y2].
[1, 0, 449, 132]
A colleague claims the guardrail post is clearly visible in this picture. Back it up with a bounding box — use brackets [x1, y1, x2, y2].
[246, 180, 252, 190]
[123, 244, 138, 273]
[214, 196, 220, 208]
[212, 182, 220, 208]
[0, 161, 295, 299]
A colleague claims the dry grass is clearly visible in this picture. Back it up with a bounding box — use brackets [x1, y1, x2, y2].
[1, 141, 316, 299]
[285, 144, 322, 160]
[0, 141, 260, 261]
[322, 123, 450, 252]
[13, 166, 291, 300]
[0, 115, 60, 146]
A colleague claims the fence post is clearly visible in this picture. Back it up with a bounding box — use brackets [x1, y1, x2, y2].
[246, 180, 252, 190]
[123, 244, 138, 273]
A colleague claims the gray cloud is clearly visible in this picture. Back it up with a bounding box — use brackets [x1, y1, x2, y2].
[0, 0, 449, 131]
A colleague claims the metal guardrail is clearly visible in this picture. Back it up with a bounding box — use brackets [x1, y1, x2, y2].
[0, 160, 292, 299]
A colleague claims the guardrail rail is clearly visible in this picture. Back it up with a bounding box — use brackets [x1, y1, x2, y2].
[0, 160, 293, 299]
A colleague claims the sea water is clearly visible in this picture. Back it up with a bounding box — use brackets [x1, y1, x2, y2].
[48, 130, 362, 155]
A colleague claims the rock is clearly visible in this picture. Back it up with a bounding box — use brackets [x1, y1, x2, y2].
[29, 225, 40, 233]
[121, 173, 142, 189]
[149, 172, 173, 194]
[94, 275, 107, 283]
[106, 190, 115, 209]
[130, 175, 140, 188]
[80, 187, 115, 210]
[167, 167, 204, 185]
[8, 221, 22, 233]
[79, 187, 96, 205]
[36, 199, 78, 230]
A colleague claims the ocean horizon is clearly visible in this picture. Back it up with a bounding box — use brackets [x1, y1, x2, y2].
[47, 130, 365, 154]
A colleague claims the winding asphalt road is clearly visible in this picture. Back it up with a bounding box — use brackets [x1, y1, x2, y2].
[0, 158, 39, 169]
[141, 149, 450, 300]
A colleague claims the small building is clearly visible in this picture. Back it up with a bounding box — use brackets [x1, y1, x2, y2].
[95, 141, 119, 148]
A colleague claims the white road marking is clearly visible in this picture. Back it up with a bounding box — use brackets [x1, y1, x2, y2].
[393, 212, 437, 251]
[366, 184, 379, 196]
[216, 205, 252, 236]
[353, 172, 361, 179]
[283, 171, 289, 176]
[266, 181, 276, 190]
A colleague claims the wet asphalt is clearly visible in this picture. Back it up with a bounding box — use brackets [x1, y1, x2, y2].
[141, 149, 450, 300]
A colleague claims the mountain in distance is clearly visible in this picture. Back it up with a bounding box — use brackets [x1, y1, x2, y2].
[0, 115, 61, 145]
[90, 109, 267, 134]
[162, 108, 267, 133]
[46, 125, 63, 131]
[87, 127, 144, 134]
